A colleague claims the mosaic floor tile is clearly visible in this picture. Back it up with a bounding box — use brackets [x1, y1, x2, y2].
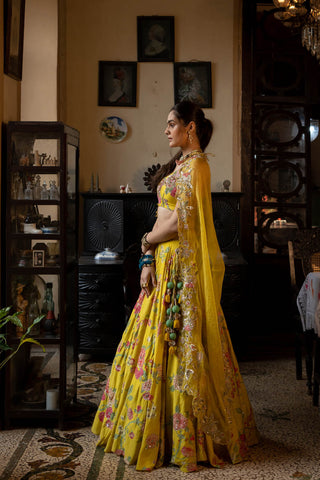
[1, 358, 320, 480]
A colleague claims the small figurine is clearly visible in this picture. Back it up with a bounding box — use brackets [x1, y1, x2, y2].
[95, 174, 102, 192]
[34, 150, 41, 166]
[125, 183, 132, 193]
[19, 154, 29, 166]
[223, 179, 231, 192]
[120, 185, 126, 194]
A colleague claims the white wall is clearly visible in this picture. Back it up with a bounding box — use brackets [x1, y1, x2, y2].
[21, 0, 57, 121]
[63, 0, 238, 193]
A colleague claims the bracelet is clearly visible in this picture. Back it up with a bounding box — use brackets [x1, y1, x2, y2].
[141, 262, 155, 270]
[141, 232, 151, 248]
[139, 254, 155, 270]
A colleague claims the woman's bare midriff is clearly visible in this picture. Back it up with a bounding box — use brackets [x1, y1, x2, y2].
[157, 205, 175, 222]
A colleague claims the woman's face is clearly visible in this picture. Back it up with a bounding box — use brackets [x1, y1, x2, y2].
[164, 111, 189, 149]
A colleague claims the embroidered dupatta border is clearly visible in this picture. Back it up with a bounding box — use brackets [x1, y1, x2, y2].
[175, 154, 232, 445]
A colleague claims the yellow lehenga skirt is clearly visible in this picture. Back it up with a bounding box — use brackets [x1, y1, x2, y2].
[92, 239, 258, 472]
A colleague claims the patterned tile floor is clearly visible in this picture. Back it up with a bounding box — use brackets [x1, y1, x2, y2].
[1, 357, 320, 480]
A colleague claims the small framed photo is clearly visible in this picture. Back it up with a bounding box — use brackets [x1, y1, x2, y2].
[4, 0, 26, 81]
[33, 250, 45, 267]
[137, 16, 174, 62]
[98, 61, 137, 107]
[174, 62, 212, 108]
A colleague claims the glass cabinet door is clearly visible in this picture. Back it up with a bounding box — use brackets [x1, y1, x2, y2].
[3, 122, 79, 427]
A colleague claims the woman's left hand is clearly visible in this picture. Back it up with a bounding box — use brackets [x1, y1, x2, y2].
[140, 265, 157, 297]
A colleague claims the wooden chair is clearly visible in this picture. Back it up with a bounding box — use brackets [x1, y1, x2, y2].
[288, 227, 320, 398]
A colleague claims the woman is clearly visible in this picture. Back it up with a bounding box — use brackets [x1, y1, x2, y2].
[92, 101, 258, 472]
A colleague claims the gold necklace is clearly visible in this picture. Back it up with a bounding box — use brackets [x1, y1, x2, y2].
[176, 149, 203, 165]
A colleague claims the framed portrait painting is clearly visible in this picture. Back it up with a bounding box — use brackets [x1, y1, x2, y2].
[4, 0, 26, 81]
[98, 61, 137, 107]
[137, 16, 174, 62]
[174, 62, 212, 108]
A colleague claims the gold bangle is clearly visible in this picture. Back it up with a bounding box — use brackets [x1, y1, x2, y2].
[142, 262, 155, 269]
[142, 232, 151, 248]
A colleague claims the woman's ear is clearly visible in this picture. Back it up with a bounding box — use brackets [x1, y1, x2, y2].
[188, 121, 196, 133]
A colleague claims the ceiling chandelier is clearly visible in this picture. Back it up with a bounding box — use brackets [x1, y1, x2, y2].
[273, 1, 320, 60]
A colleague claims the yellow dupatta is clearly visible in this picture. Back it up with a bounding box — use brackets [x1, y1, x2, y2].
[175, 154, 236, 446]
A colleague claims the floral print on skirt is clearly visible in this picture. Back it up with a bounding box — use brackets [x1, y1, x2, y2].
[92, 239, 256, 472]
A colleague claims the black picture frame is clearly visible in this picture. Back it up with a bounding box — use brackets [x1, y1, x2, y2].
[137, 16, 174, 62]
[98, 61, 137, 107]
[33, 250, 45, 267]
[4, 0, 26, 81]
[174, 62, 212, 108]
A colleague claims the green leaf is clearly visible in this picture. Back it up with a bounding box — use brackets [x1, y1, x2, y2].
[0, 313, 23, 329]
[23, 315, 44, 337]
[0, 307, 12, 320]
[6, 314, 23, 327]
[20, 338, 45, 351]
[0, 306, 45, 371]
[0, 344, 13, 352]
[0, 338, 45, 371]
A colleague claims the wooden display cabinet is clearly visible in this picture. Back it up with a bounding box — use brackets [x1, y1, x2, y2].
[1, 122, 79, 428]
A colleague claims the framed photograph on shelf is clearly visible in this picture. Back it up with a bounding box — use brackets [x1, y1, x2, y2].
[137, 16, 174, 62]
[4, 0, 26, 81]
[98, 61, 137, 107]
[174, 62, 212, 108]
[33, 250, 45, 267]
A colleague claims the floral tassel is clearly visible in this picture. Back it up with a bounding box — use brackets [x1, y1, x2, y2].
[174, 319, 180, 329]
[164, 277, 183, 355]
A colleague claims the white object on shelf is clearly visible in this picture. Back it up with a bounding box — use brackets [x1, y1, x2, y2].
[94, 248, 120, 260]
[46, 389, 59, 410]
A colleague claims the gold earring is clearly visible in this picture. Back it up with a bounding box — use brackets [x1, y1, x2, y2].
[188, 131, 194, 144]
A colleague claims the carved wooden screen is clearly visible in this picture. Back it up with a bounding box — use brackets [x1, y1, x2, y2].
[253, 103, 309, 254]
[242, 2, 318, 256]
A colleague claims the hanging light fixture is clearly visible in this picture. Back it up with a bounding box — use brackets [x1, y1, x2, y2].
[273, 0, 320, 61]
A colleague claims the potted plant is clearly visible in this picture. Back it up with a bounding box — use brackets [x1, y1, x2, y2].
[0, 306, 44, 371]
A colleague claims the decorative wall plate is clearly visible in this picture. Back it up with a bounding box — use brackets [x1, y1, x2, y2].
[99, 116, 127, 143]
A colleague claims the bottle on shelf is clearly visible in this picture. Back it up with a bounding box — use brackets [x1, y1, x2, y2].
[17, 178, 24, 200]
[41, 181, 49, 200]
[49, 180, 59, 200]
[41, 282, 54, 315]
[24, 181, 33, 200]
[41, 282, 56, 335]
[34, 175, 42, 200]
[28, 292, 41, 336]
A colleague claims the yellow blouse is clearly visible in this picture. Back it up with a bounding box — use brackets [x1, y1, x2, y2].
[156, 169, 179, 211]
